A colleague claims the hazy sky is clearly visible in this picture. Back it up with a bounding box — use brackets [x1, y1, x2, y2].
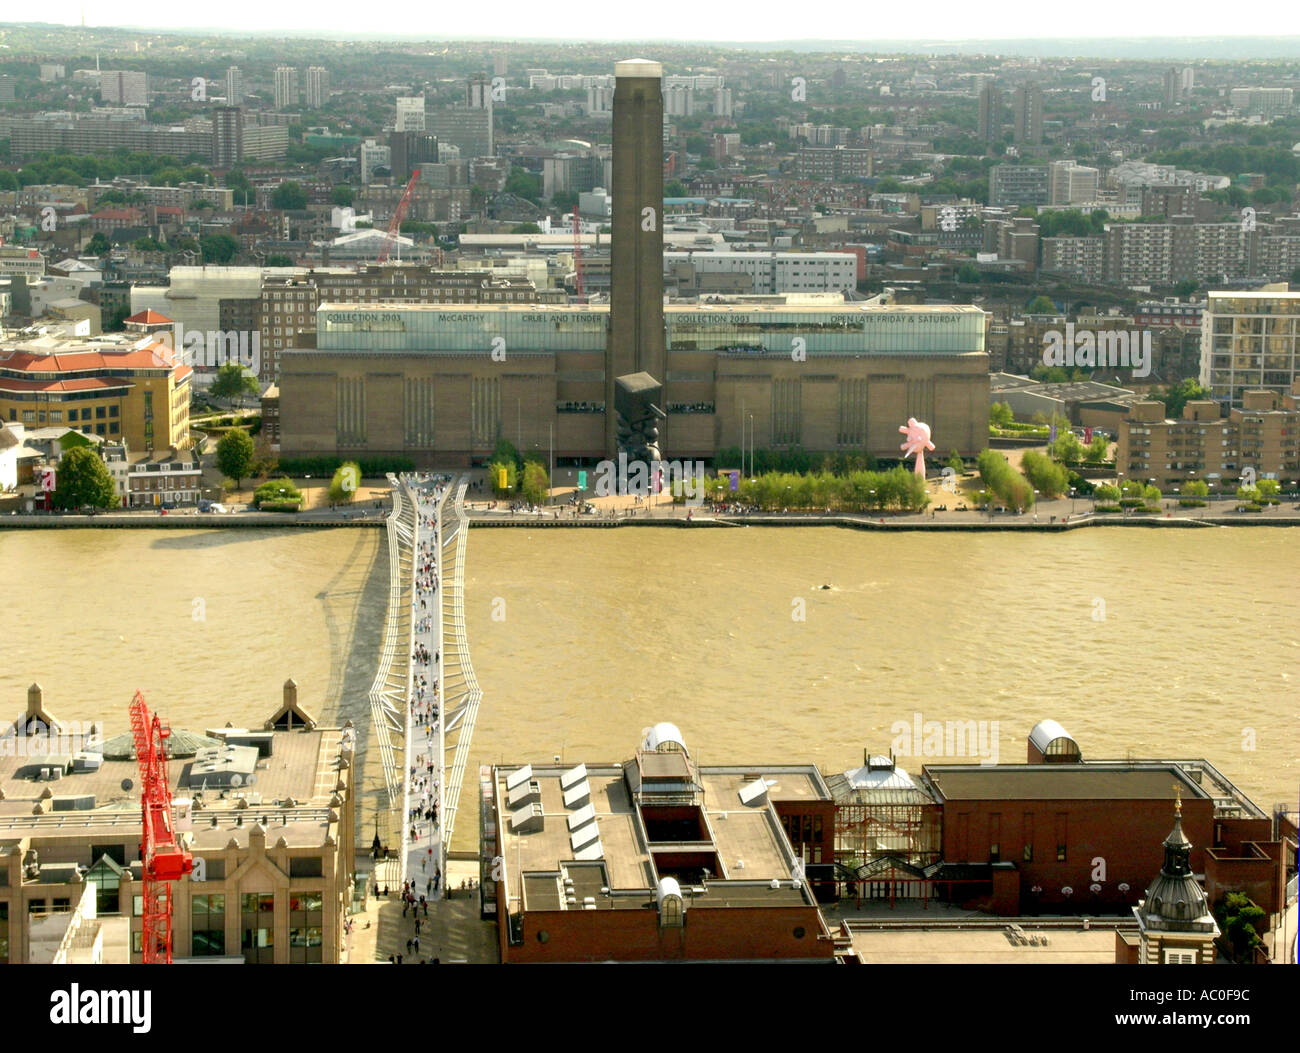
[23, 1, 1291, 42]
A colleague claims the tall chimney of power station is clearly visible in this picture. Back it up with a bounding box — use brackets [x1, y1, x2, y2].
[607, 59, 666, 458]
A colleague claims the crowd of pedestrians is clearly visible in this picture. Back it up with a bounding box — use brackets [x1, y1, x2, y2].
[404, 474, 449, 901]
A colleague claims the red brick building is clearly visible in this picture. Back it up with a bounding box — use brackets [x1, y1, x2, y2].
[483, 723, 844, 962]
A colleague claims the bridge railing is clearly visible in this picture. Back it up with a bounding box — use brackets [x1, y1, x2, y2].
[439, 478, 483, 867]
[366, 475, 416, 808]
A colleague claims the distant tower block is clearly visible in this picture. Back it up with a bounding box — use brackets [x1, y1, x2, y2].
[607, 59, 666, 458]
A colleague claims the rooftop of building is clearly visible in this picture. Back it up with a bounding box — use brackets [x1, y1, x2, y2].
[921, 763, 1210, 803]
[493, 748, 828, 914]
[0, 688, 352, 850]
[316, 300, 986, 317]
[1207, 287, 1298, 301]
[991, 373, 1137, 403]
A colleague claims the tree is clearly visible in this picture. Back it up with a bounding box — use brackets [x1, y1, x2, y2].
[956, 262, 981, 283]
[1026, 295, 1056, 314]
[86, 232, 111, 256]
[503, 167, 541, 204]
[264, 254, 294, 267]
[200, 233, 240, 264]
[216, 428, 255, 487]
[1183, 480, 1209, 497]
[210, 363, 259, 405]
[989, 402, 1014, 428]
[1157, 378, 1211, 419]
[665, 180, 688, 198]
[1085, 433, 1110, 465]
[947, 450, 964, 473]
[1021, 450, 1070, 497]
[1093, 483, 1121, 503]
[510, 222, 541, 234]
[329, 462, 361, 504]
[1049, 429, 1083, 464]
[1216, 892, 1266, 963]
[271, 181, 308, 210]
[254, 476, 303, 510]
[491, 438, 522, 470]
[51, 447, 117, 510]
[520, 461, 549, 505]
[330, 184, 354, 207]
[487, 457, 518, 497]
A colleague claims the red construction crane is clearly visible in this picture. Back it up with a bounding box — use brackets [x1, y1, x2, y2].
[378, 168, 421, 263]
[130, 691, 193, 964]
[572, 205, 584, 302]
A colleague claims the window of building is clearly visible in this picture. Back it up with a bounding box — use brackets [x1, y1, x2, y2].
[239, 891, 276, 962]
[85, 855, 126, 914]
[96, 405, 106, 419]
[191, 894, 226, 956]
[242, 926, 274, 963]
[109, 405, 119, 417]
[22, 411, 34, 423]
[289, 857, 323, 878]
[289, 926, 323, 963]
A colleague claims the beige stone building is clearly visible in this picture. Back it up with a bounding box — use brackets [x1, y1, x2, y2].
[279, 301, 990, 465]
[0, 681, 356, 964]
[1117, 380, 1300, 492]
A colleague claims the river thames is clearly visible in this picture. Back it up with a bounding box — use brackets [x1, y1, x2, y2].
[3, 525, 1296, 853]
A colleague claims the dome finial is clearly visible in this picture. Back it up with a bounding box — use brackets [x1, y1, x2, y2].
[1172, 782, 1182, 817]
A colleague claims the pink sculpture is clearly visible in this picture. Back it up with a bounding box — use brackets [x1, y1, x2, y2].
[899, 418, 935, 477]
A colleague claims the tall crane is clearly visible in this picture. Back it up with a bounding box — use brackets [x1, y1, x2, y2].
[378, 168, 421, 263]
[572, 204, 584, 302]
[130, 691, 193, 964]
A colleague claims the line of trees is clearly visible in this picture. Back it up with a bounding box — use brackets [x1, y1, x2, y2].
[701, 466, 928, 513]
[1020, 450, 1070, 498]
[486, 439, 548, 504]
[977, 449, 1034, 510]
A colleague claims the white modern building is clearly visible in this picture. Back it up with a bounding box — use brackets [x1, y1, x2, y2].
[662, 251, 860, 295]
[1200, 286, 1300, 405]
[395, 97, 425, 132]
[130, 266, 264, 361]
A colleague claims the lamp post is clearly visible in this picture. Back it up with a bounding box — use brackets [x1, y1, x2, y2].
[1070, 487, 1076, 515]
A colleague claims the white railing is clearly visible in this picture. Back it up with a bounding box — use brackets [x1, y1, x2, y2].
[396, 473, 452, 892]
[366, 476, 416, 807]
[439, 478, 483, 868]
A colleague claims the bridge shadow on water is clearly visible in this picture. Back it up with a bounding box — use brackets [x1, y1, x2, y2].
[308, 526, 397, 846]
[147, 525, 303, 550]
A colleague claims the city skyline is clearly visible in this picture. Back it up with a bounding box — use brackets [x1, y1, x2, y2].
[9, 4, 1300, 49]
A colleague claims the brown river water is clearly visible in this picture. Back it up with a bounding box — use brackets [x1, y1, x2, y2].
[2, 526, 1296, 854]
